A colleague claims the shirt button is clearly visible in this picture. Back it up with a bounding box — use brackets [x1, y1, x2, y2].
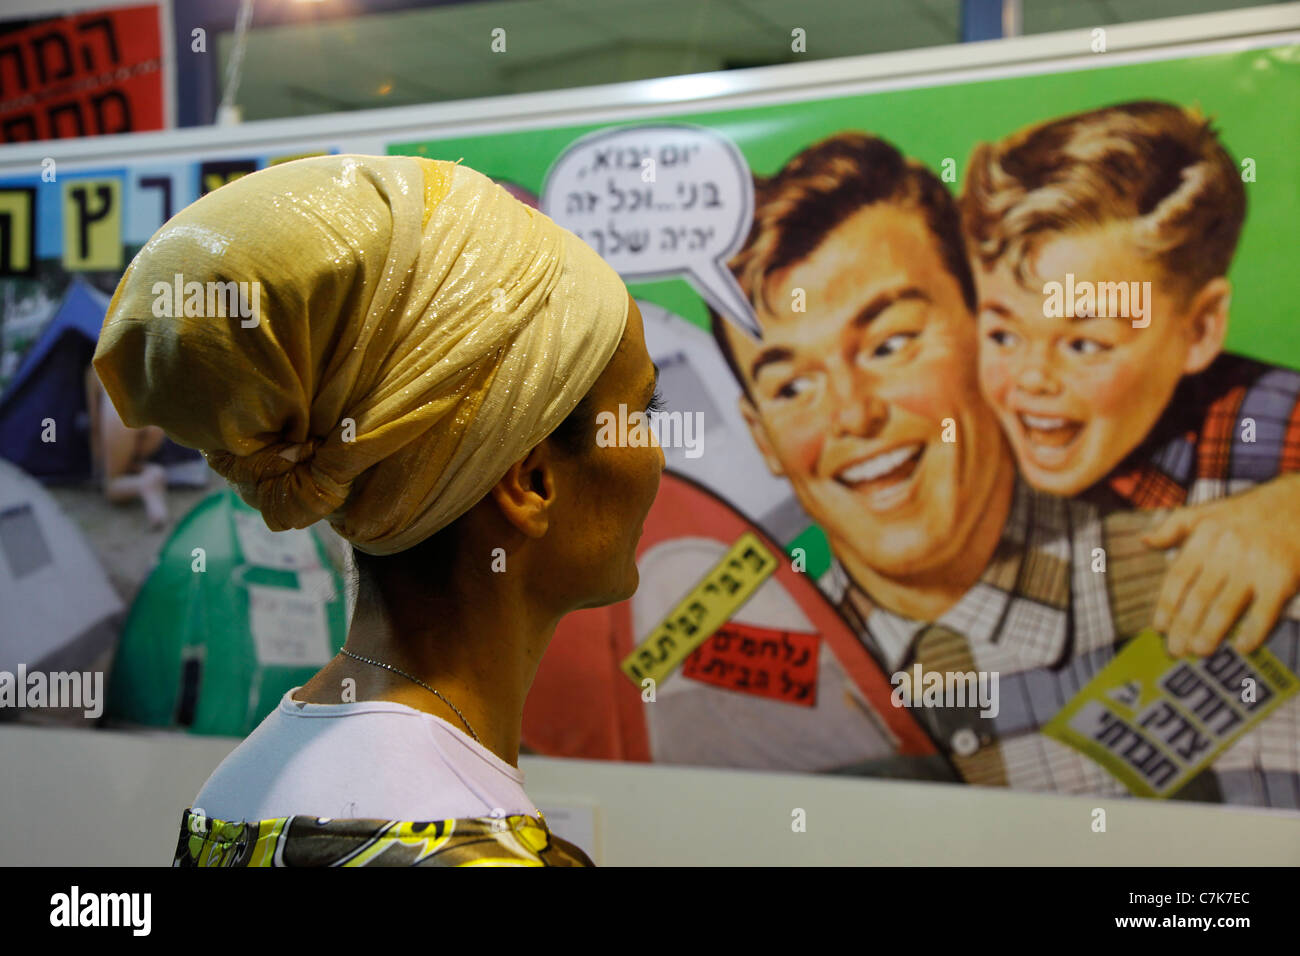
[951, 728, 979, 756]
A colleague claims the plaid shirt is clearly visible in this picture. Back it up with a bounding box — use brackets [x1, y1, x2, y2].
[823, 477, 1300, 808]
[1106, 354, 1300, 509]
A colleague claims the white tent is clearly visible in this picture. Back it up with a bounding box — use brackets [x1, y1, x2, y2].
[0, 459, 123, 675]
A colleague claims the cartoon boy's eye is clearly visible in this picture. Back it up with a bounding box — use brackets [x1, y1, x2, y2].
[866, 332, 918, 360]
[987, 329, 1019, 348]
[1066, 338, 1110, 355]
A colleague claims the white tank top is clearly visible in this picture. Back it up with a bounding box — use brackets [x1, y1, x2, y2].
[191, 688, 540, 823]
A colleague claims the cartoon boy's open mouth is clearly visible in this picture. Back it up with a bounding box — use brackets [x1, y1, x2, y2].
[1013, 411, 1086, 463]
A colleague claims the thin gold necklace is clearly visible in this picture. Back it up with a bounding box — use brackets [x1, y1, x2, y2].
[338, 647, 480, 744]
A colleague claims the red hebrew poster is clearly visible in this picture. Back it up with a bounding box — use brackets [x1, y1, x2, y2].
[0, 5, 165, 143]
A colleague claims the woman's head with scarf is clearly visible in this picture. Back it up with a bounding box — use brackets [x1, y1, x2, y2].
[93, 154, 664, 617]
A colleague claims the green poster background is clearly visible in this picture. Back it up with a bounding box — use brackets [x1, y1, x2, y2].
[392, 44, 1300, 370]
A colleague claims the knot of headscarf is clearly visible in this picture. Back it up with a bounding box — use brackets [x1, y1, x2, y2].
[92, 154, 629, 555]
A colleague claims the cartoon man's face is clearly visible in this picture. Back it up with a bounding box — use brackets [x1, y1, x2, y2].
[721, 203, 1008, 579]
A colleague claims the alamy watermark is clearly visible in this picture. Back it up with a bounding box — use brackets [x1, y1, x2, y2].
[596, 403, 703, 459]
[50, 886, 150, 935]
[0, 665, 103, 718]
[890, 664, 999, 719]
[1043, 273, 1151, 328]
[152, 274, 261, 328]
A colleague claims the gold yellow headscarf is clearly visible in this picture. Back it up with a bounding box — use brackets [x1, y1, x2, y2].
[92, 154, 629, 555]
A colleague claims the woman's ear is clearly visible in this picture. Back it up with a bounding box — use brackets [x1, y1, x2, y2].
[1182, 276, 1230, 376]
[488, 445, 552, 538]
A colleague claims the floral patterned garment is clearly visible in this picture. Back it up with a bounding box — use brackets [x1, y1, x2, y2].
[173, 808, 595, 867]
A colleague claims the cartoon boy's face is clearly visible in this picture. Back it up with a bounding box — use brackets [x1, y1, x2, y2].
[721, 203, 1008, 579]
[974, 223, 1228, 497]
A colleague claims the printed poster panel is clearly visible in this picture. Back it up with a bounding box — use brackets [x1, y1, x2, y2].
[392, 43, 1300, 809]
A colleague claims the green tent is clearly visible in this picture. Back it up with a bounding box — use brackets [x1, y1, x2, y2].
[107, 488, 348, 736]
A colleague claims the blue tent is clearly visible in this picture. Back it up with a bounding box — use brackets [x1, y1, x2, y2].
[0, 279, 202, 482]
[0, 279, 111, 480]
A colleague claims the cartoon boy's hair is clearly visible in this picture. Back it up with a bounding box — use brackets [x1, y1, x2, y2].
[709, 131, 976, 394]
[960, 100, 1246, 300]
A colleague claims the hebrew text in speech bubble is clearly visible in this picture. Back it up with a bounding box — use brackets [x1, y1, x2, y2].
[542, 124, 760, 338]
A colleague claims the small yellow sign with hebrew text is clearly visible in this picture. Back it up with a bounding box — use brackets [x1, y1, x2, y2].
[620, 532, 778, 688]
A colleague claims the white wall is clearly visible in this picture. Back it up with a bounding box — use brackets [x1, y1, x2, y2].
[1, 723, 1297, 865]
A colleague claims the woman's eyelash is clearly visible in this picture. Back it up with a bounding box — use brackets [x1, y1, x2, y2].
[646, 388, 665, 413]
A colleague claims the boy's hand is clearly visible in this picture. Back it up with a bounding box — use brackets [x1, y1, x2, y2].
[1142, 474, 1300, 657]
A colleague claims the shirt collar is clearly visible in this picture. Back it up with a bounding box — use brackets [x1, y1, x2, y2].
[831, 476, 1036, 673]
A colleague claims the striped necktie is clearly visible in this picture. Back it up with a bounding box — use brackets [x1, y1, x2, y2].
[911, 623, 1008, 787]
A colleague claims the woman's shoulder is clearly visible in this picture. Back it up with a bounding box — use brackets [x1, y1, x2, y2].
[197, 691, 434, 790]
[173, 808, 595, 867]
[192, 689, 536, 827]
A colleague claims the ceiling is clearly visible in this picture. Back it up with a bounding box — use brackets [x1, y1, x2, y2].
[218, 0, 1287, 120]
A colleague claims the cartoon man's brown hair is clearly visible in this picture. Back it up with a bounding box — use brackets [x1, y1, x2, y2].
[709, 132, 976, 394]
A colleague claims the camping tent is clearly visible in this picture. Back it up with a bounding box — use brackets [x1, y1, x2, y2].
[0, 279, 110, 480]
[107, 487, 349, 736]
[0, 457, 124, 676]
[0, 278, 201, 482]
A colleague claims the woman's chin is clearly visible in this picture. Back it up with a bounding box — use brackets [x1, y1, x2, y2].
[620, 566, 640, 600]
[573, 573, 638, 610]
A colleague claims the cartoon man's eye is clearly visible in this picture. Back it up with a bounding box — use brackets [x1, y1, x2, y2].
[988, 329, 1019, 347]
[775, 375, 816, 401]
[1067, 338, 1109, 355]
[869, 332, 918, 359]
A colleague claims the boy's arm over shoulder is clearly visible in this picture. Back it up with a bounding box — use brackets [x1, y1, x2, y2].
[1096, 355, 1300, 655]
[1143, 472, 1300, 656]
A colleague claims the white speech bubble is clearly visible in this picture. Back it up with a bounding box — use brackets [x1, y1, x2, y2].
[542, 124, 761, 339]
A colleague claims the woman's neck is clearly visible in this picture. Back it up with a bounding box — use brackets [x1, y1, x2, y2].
[299, 566, 559, 769]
